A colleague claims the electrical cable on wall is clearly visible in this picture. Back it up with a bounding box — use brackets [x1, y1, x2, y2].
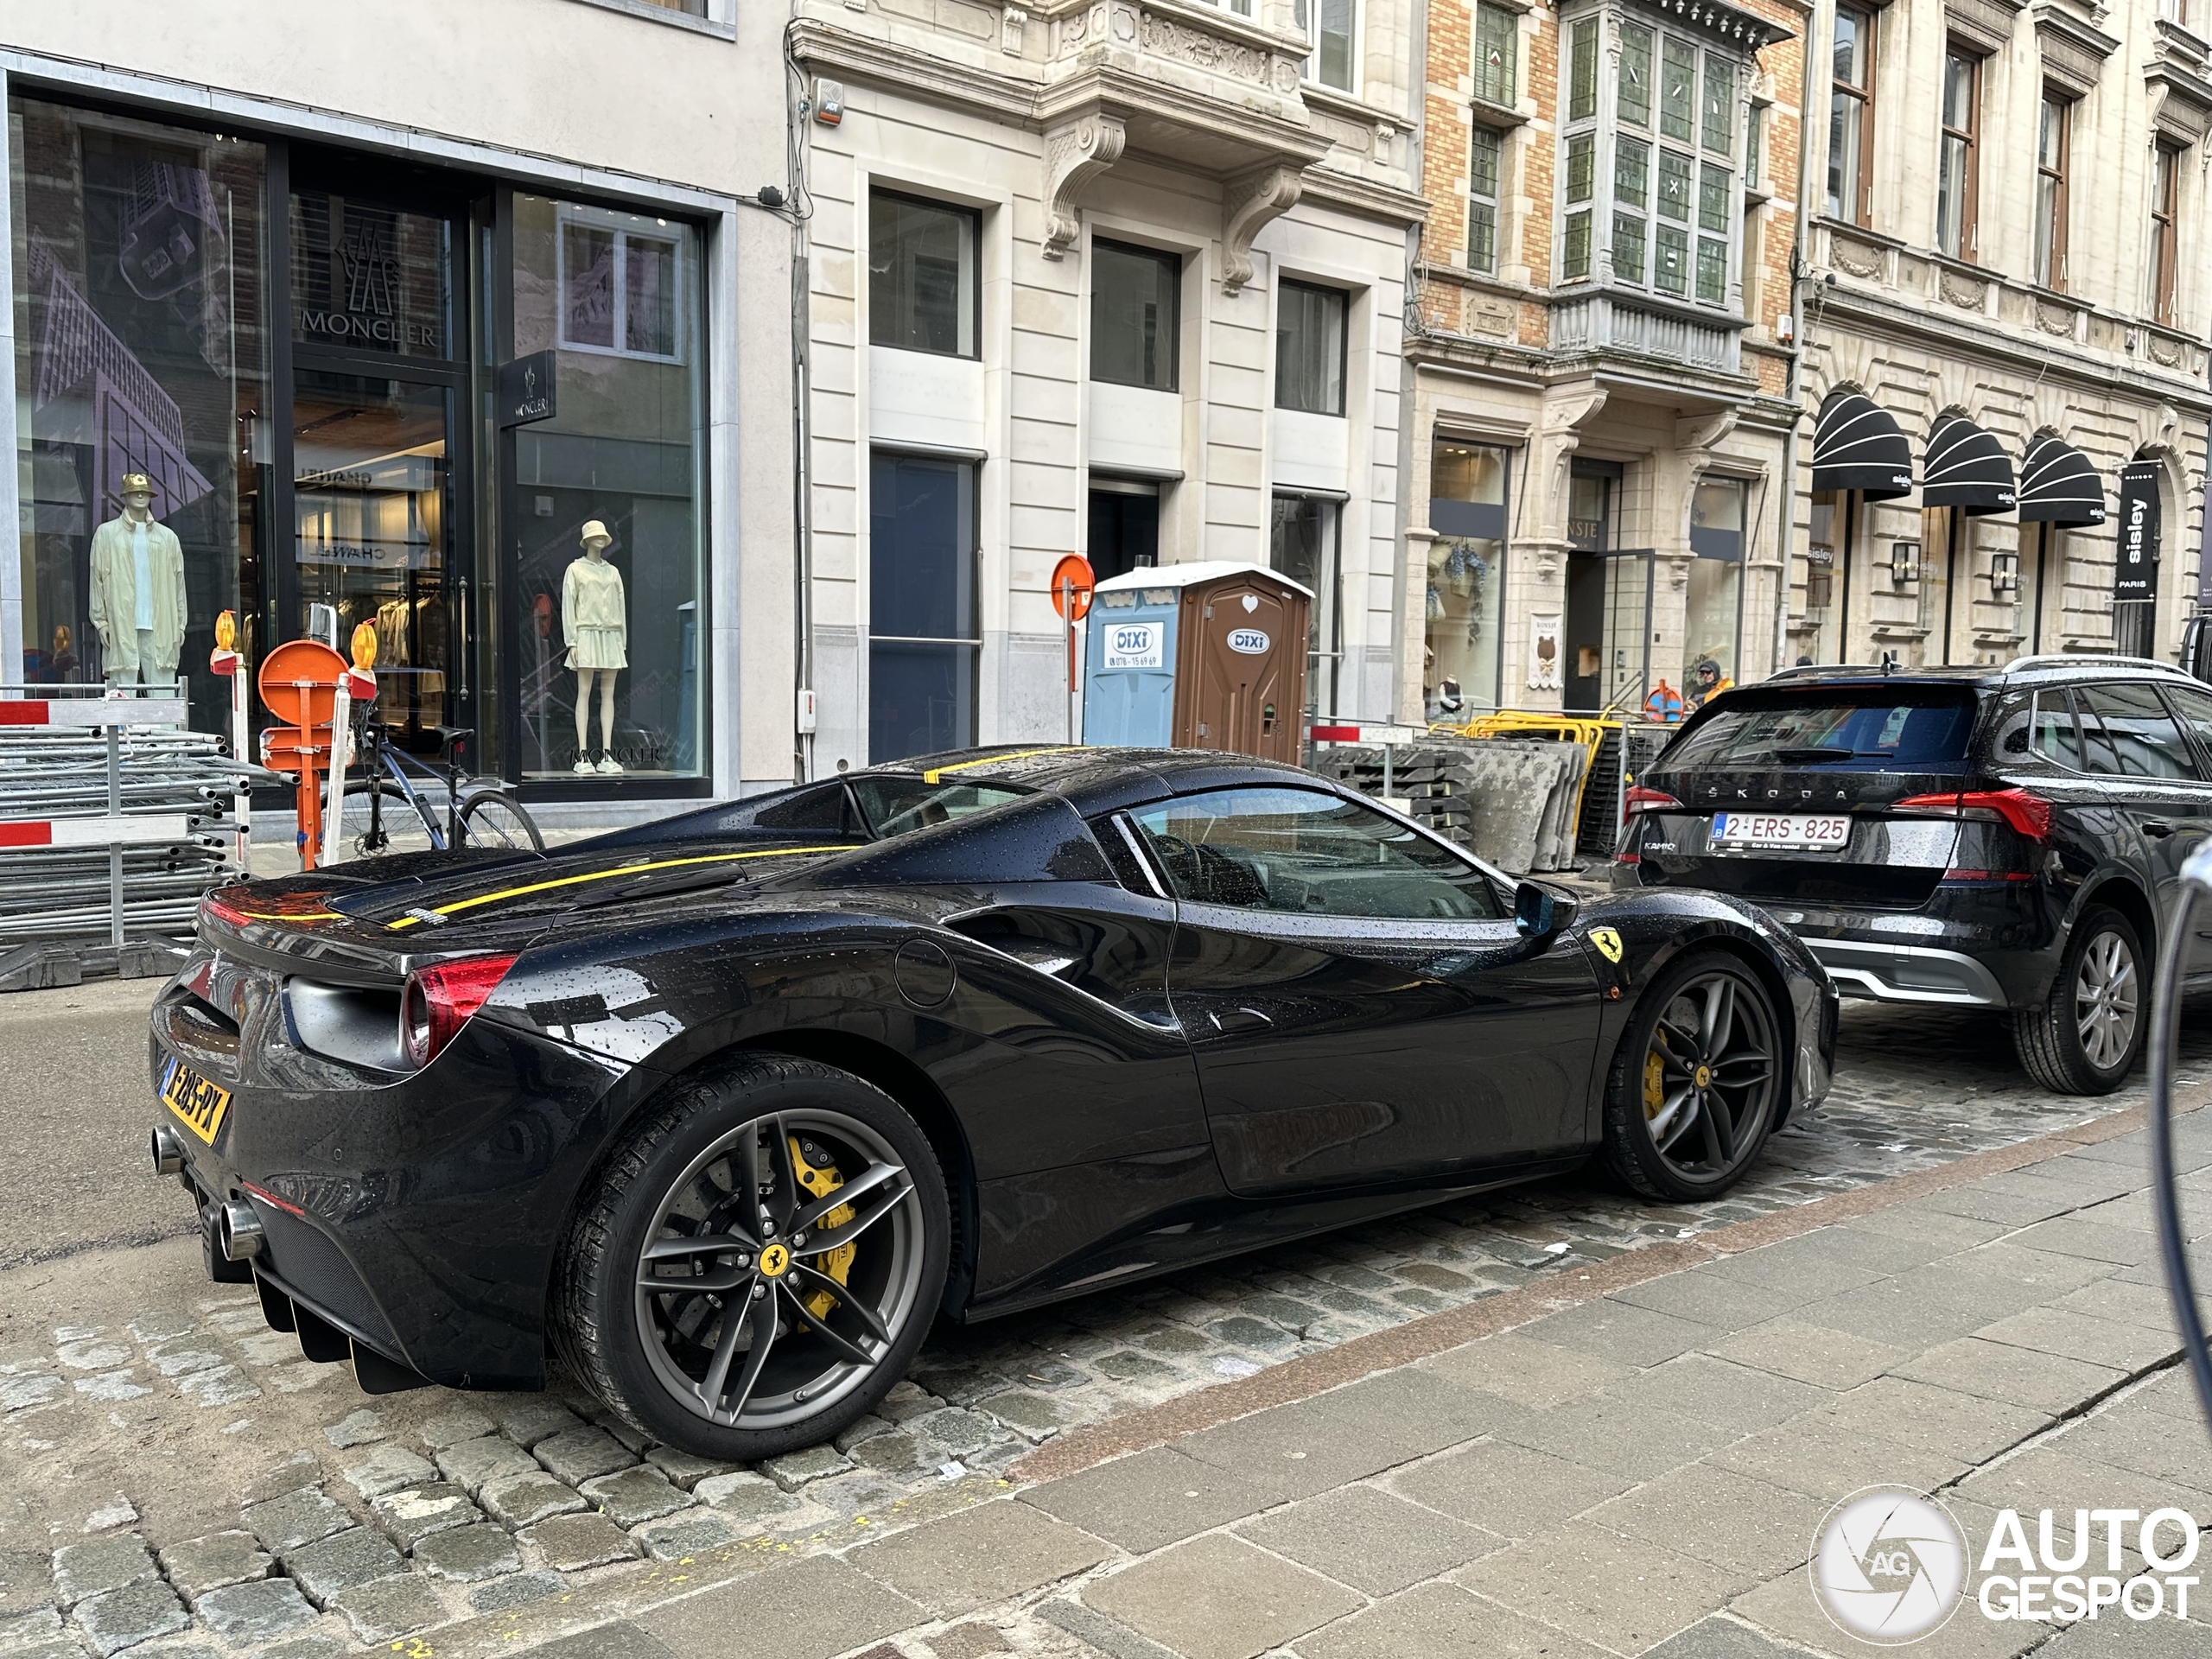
[2150, 840, 2212, 1429]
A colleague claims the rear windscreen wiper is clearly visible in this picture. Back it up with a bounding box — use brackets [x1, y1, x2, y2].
[1767, 746, 1878, 763]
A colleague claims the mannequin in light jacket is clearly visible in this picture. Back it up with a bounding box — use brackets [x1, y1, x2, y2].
[563, 518, 627, 773]
[89, 472, 186, 685]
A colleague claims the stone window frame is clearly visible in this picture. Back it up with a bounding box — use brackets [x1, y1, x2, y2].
[2149, 137, 2183, 326]
[1554, 0, 1759, 315]
[1936, 40, 1984, 262]
[2034, 86, 2073, 291]
[1468, 124, 1507, 274]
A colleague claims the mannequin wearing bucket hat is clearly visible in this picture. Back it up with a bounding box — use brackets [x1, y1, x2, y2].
[563, 519, 627, 773]
[89, 472, 187, 686]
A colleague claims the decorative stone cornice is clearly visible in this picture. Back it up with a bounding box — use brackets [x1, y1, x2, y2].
[2147, 18, 2212, 142]
[2031, 0, 2118, 96]
[1944, 0, 2024, 56]
[1608, 0, 1792, 54]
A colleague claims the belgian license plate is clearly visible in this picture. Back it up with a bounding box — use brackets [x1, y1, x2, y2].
[160, 1056, 232, 1146]
[1711, 811, 1852, 851]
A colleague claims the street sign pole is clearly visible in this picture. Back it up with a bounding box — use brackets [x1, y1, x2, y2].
[1049, 554, 1096, 748]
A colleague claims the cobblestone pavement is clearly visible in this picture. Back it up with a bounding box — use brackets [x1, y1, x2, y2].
[1, 998, 2207, 1659]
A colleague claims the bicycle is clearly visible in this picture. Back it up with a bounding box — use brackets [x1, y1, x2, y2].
[337, 706, 545, 857]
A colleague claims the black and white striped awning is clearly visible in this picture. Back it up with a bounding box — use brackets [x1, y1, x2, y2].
[2017, 434, 2107, 526]
[1810, 391, 1915, 499]
[1923, 416, 2016, 516]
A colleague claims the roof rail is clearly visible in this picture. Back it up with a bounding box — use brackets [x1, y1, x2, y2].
[1764, 662, 1893, 678]
[1999, 652, 2181, 674]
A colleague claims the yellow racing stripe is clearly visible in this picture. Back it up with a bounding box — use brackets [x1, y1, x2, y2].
[385, 845, 861, 931]
[920, 747, 1084, 785]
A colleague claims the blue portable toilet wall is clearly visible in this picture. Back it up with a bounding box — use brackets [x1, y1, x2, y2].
[1083, 576, 1180, 746]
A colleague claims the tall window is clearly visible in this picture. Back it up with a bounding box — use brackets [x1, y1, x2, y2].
[1271, 495, 1342, 715]
[1297, 0, 1356, 91]
[1828, 6, 1874, 224]
[1276, 281, 1347, 416]
[1469, 127, 1503, 273]
[2151, 143, 2182, 325]
[2035, 92, 2070, 289]
[1936, 48, 1980, 259]
[1090, 239, 1179, 391]
[1473, 3, 1516, 107]
[869, 453, 977, 761]
[869, 191, 978, 358]
[1585, 13, 1738, 307]
[1426, 440, 1508, 718]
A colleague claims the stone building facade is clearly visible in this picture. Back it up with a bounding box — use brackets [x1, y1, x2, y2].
[789, 0, 1429, 772]
[1792, 0, 2210, 669]
[1403, 0, 1809, 721]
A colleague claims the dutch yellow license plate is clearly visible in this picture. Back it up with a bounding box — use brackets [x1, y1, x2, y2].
[161, 1057, 232, 1146]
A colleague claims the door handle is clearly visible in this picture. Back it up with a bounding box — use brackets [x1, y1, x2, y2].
[2144, 821, 2177, 838]
[1209, 1007, 1274, 1034]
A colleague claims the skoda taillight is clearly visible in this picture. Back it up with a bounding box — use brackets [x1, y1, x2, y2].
[1894, 787, 2053, 842]
[401, 955, 518, 1068]
[1624, 785, 1684, 822]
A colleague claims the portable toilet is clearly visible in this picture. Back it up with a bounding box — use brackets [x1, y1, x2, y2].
[1084, 562, 1311, 763]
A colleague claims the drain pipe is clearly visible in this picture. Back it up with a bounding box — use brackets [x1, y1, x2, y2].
[786, 29, 817, 784]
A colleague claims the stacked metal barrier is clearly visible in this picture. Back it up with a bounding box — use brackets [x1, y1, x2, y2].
[0, 693, 253, 989]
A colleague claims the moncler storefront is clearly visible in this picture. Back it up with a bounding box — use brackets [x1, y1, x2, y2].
[9, 89, 715, 802]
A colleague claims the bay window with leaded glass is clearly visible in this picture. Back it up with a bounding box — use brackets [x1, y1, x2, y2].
[1554, 1, 1767, 324]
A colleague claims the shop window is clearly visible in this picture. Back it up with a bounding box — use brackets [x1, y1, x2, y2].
[1685, 479, 1745, 708]
[869, 191, 978, 359]
[1474, 3, 1517, 108]
[512, 194, 707, 780]
[1275, 281, 1347, 416]
[1271, 493, 1343, 716]
[1426, 440, 1508, 719]
[1090, 239, 1180, 391]
[870, 453, 978, 762]
[557, 211, 683, 361]
[10, 97, 269, 743]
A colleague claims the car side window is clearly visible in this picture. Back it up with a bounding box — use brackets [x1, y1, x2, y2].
[2077, 684, 2200, 780]
[1128, 787, 1505, 920]
[2159, 683, 2212, 772]
[2026, 693, 2080, 767]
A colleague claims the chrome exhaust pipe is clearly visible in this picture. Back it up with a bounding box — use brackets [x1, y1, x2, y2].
[150, 1123, 187, 1176]
[149, 1132, 186, 1185]
[219, 1200, 264, 1262]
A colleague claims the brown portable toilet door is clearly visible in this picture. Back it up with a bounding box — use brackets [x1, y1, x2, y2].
[1173, 575, 1306, 762]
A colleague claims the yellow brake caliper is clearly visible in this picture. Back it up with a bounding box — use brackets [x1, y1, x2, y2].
[1643, 1050, 1667, 1121]
[789, 1137, 857, 1319]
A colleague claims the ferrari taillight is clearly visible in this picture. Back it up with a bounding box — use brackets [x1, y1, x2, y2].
[1894, 787, 2053, 842]
[401, 955, 517, 1068]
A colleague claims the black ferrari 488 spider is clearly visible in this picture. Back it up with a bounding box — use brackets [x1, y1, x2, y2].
[149, 747, 1836, 1457]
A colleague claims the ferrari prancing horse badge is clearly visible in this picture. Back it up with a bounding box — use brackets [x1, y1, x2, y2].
[1591, 927, 1624, 964]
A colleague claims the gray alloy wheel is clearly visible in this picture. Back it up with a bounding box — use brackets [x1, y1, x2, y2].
[2013, 905, 2146, 1096]
[2073, 929, 2140, 1073]
[632, 1108, 928, 1433]
[1604, 954, 1781, 1202]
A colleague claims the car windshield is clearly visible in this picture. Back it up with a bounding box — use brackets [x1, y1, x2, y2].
[848, 777, 1025, 838]
[1660, 687, 1978, 773]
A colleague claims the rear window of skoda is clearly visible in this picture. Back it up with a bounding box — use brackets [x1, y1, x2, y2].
[1659, 687, 1979, 774]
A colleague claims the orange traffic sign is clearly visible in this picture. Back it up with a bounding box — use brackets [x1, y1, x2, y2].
[1050, 554, 1096, 621]
[257, 639, 347, 728]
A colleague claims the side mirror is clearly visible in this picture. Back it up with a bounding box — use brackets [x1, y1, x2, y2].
[1515, 880, 1579, 941]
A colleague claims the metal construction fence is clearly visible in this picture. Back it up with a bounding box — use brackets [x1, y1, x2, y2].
[0, 685, 254, 989]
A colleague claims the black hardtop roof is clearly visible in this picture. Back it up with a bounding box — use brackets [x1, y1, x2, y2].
[865, 745, 1317, 810]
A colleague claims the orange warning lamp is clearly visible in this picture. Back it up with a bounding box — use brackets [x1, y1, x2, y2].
[215, 610, 237, 652]
[350, 621, 378, 673]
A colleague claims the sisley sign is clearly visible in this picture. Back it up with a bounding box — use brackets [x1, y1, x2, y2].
[2114, 461, 2161, 602]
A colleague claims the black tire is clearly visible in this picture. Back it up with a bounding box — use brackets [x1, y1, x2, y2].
[556, 1053, 949, 1460]
[1602, 951, 1783, 1202]
[2012, 904, 2145, 1095]
[458, 787, 545, 854]
[339, 776, 440, 855]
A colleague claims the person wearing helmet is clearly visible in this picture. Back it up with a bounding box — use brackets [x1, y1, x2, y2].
[1686, 656, 1732, 711]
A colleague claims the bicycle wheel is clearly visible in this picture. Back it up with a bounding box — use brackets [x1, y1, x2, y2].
[458, 787, 546, 854]
[339, 775, 442, 856]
